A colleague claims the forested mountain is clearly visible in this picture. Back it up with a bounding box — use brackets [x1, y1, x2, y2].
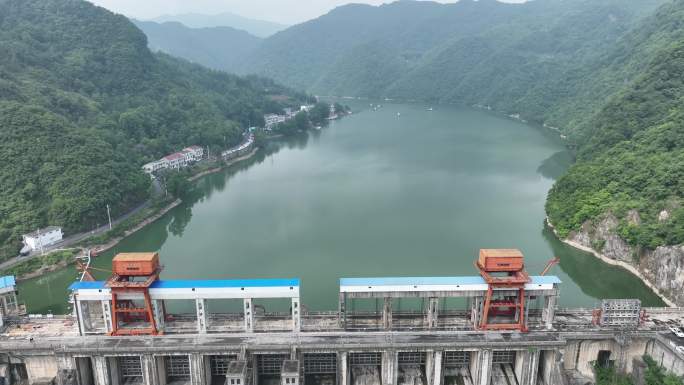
[0, 0, 308, 260]
[237, 0, 665, 134]
[150, 12, 287, 38]
[134, 0, 666, 140]
[133, 20, 262, 73]
[225, 0, 684, 251]
[547, 0, 684, 249]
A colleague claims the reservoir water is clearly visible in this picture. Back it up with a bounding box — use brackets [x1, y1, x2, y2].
[19, 102, 664, 314]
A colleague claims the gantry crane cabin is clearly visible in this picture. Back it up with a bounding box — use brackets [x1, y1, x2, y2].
[475, 249, 531, 332]
[105, 252, 162, 336]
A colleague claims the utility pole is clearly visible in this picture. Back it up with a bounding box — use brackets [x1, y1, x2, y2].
[106, 204, 112, 230]
[38, 228, 44, 256]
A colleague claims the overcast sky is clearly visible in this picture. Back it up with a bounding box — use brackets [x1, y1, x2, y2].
[88, 0, 526, 25]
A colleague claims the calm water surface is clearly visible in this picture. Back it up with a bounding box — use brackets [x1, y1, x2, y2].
[19, 102, 664, 314]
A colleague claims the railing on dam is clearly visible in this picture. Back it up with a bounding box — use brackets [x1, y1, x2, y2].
[4, 306, 683, 339]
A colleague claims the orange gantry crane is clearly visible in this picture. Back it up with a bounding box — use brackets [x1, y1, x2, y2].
[105, 252, 162, 336]
[476, 249, 531, 332]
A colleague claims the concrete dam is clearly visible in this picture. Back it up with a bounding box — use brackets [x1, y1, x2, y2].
[1, 250, 683, 385]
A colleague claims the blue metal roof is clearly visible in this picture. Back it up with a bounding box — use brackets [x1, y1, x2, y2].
[152, 279, 300, 289]
[340, 276, 561, 286]
[68, 281, 105, 290]
[340, 276, 484, 286]
[0, 276, 16, 289]
[529, 276, 562, 284]
[69, 278, 300, 291]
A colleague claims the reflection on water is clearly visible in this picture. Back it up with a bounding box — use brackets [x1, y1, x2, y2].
[17, 104, 664, 315]
[541, 225, 663, 307]
[538, 151, 575, 180]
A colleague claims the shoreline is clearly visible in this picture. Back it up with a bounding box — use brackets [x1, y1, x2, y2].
[13, 148, 262, 281]
[188, 147, 259, 182]
[546, 217, 677, 307]
[14, 199, 182, 281]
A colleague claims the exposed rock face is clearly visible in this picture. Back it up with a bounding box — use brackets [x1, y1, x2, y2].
[568, 222, 593, 248]
[569, 215, 633, 262]
[627, 210, 641, 226]
[658, 210, 670, 222]
[595, 215, 633, 262]
[641, 245, 684, 305]
[566, 213, 684, 306]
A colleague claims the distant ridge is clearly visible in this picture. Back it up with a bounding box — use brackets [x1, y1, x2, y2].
[133, 20, 262, 72]
[150, 12, 288, 38]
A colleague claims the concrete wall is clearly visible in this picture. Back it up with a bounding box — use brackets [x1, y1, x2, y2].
[514, 349, 539, 385]
[538, 350, 560, 385]
[9, 335, 684, 385]
[563, 337, 651, 379]
[24, 356, 58, 384]
[647, 339, 684, 377]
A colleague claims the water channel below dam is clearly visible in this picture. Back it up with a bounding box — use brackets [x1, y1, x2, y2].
[19, 101, 664, 314]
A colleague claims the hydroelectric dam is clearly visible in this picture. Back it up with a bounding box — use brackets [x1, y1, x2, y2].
[1, 250, 683, 385]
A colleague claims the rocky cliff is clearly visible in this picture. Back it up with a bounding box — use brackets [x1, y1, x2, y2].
[564, 212, 684, 306]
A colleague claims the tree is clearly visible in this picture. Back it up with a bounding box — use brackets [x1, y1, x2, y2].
[0, 0, 309, 261]
[309, 103, 330, 127]
[165, 173, 191, 198]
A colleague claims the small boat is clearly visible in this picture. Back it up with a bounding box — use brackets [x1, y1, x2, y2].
[427, 107, 433, 111]
[397, 112, 401, 117]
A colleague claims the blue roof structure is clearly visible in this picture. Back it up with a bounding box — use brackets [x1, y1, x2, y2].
[529, 276, 562, 284]
[68, 281, 105, 290]
[69, 278, 300, 291]
[340, 276, 561, 286]
[0, 276, 16, 290]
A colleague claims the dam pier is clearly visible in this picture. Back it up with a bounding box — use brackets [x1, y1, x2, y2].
[1, 250, 684, 385]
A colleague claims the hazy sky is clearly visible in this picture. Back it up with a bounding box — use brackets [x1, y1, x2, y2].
[89, 0, 526, 25]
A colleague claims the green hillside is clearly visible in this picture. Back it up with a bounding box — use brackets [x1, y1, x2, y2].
[0, 0, 307, 260]
[151, 12, 288, 38]
[547, 27, 684, 249]
[133, 20, 262, 73]
[232, 0, 684, 251]
[241, 0, 664, 133]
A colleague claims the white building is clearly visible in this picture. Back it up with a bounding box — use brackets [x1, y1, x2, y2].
[264, 113, 287, 130]
[222, 134, 255, 160]
[164, 152, 186, 169]
[141, 145, 204, 174]
[142, 159, 168, 174]
[22, 226, 63, 251]
[182, 145, 204, 162]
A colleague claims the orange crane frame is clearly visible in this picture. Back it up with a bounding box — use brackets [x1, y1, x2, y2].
[105, 253, 163, 336]
[475, 249, 531, 332]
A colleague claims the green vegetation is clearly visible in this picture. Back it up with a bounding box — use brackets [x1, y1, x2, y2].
[595, 365, 633, 385]
[0, 0, 309, 261]
[229, 0, 684, 251]
[0, 249, 78, 277]
[271, 102, 335, 134]
[642, 355, 684, 385]
[240, 0, 664, 130]
[2, 0, 683, 267]
[133, 20, 262, 73]
[77, 196, 175, 248]
[150, 11, 287, 38]
[595, 356, 684, 385]
[547, 24, 684, 249]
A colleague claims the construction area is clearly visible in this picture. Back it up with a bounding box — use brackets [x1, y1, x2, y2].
[0, 250, 683, 385]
